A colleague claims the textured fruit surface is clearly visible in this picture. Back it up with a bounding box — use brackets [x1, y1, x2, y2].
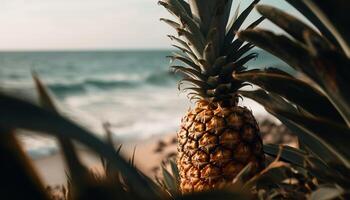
[177, 100, 265, 193]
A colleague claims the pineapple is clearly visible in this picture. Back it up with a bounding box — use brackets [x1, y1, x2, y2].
[159, 0, 265, 193]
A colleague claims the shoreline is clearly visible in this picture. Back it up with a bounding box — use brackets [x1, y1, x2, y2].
[31, 115, 283, 186]
[32, 132, 177, 186]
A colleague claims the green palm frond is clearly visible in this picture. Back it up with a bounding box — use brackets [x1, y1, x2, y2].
[238, 4, 350, 125]
[235, 69, 344, 123]
[237, 2, 350, 198]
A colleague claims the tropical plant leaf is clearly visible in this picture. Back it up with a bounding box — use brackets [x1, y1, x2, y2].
[226, 1, 241, 33]
[224, 38, 245, 61]
[171, 66, 206, 80]
[244, 160, 291, 190]
[224, 0, 260, 46]
[304, 0, 350, 56]
[240, 4, 350, 126]
[232, 162, 254, 187]
[179, 78, 211, 90]
[228, 42, 255, 63]
[160, 18, 181, 30]
[159, 0, 205, 47]
[171, 44, 193, 56]
[278, 117, 344, 168]
[177, 28, 204, 59]
[188, 0, 215, 33]
[256, 5, 325, 45]
[170, 47, 198, 65]
[246, 16, 265, 30]
[224, 16, 264, 58]
[168, 53, 201, 71]
[0, 93, 158, 199]
[208, 0, 235, 52]
[237, 29, 320, 82]
[203, 42, 215, 65]
[177, 0, 191, 16]
[100, 124, 121, 180]
[161, 165, 179, 195]
[264, 144, 306, 167]
[240, 90, 350, 168]
[264, 144, 329, 172]
[304, 31, 350, 127]
[276, 115, 350, 173]
[168, 35, 192, 52]
[0, 129, 50, 200]
[234, 52, 257, 67]
[169, 159, 180, 187]
[235, 69, 345, 124]
[284, 0, 341, 49]
[33, 74, 90, 190]
[239, 89, 299, 114]
[209, 56, 227, 75]
[310, 186, 344, 200]
[278, 111, 350, 167]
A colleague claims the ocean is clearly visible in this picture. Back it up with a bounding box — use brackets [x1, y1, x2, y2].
[0, 50, 289, 158]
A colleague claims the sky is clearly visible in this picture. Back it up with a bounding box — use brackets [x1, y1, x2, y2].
[0, 0, 301, 50]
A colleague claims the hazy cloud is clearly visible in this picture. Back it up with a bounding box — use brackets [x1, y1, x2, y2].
[0, 0, 299, 50]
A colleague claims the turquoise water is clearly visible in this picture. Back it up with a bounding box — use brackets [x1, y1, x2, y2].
[0, 50, 289, 158]
[0, 50, 175, 96]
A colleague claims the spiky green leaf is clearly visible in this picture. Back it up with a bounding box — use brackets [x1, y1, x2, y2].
[235, 69, 345, 123]
[33, 74, 90, 190]
[0, 93, 158, 199]
[224, 0, 260, 45]
[285, 0, 341, 49]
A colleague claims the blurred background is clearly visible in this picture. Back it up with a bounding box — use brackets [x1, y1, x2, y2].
[0, 0, 296, 162]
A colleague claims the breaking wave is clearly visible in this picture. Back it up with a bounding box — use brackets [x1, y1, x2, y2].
[46, 71, 176, 96]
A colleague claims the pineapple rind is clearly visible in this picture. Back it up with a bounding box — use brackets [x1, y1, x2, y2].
[177, 100, 265, 193]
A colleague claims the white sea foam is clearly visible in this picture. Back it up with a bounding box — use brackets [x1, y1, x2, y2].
[61, 87, 190, 141]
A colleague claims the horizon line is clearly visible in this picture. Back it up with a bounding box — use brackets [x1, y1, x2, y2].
[0, 47, 263, 53]
[0, 48, 174, 53]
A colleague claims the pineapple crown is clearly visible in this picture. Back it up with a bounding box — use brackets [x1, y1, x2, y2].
[159, 0, 264, 104]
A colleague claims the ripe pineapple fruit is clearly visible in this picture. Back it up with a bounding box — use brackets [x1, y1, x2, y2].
[159, 0, 265, 193]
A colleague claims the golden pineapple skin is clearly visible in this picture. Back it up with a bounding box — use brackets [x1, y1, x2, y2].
[177, 100, 265, 193]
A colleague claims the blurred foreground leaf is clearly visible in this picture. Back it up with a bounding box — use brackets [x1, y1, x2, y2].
[0, 93, 157, 199]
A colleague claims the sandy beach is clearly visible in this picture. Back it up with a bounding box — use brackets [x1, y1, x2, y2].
[31, 118, 296, 187]
[32, 133, 177, 186]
